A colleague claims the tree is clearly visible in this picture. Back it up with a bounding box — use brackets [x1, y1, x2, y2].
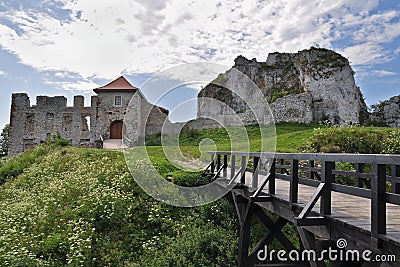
[0, 124, 10, 158]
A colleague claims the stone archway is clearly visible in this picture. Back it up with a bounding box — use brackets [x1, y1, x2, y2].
[110, 120, 123, 139]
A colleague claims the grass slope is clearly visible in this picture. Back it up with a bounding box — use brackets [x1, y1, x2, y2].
[0, 123, 397, 266]
[0, 146, 237, 266]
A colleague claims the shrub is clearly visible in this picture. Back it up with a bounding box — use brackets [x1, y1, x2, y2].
[146, 133, 161, 146]
[139, 222, 237, 267]
[302, 126, 384, 153]
[0, 145, 51, 184]
[47, 132, 70, 147]
[382, 129, 400, 154]
[167, 171, 208, 187]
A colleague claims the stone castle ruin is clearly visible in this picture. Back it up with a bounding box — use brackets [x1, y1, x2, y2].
[9, 76, 169, 156]
[8, 48, 399, 156]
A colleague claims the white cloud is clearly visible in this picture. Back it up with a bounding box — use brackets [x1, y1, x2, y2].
[0, 70, 5, 76]
[395, 47, 400, 55]
[340, 43, 389, 65]
[43, 78, 100, 92]
[371, 70, 397, 76]
[0, 0, 398, 83]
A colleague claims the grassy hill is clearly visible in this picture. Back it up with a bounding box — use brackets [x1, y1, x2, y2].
[0, 123, 398, 266]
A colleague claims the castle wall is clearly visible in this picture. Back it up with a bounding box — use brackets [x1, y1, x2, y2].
[90, 91, 136, 143]
[9, 93, 93, 155]
[9, 90, 172, 155]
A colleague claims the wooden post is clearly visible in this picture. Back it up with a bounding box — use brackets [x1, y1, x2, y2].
[230, 155, 236, 179]
[252, 156, 259, 190]
[309, 160, 315, 180]
[371, 163, 386, 247]
[290, 159, 299, 209]
[391, 164, 400, 194]
[355, 163, 364, 188]
[269, 160, 276, 195]
[223, 155, 228, 178]
[321, 161, 335, 216]
[216, 154, 221, 172]
[211, 154, 215, 174]
[280, 158, 285, 174]
[241, 156, 247, 184]
[236, 196, 252, 267]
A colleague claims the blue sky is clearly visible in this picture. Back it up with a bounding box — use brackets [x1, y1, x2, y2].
[0, 0, 400, 130]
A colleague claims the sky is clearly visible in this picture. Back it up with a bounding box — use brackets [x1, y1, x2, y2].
[0, 0, 400, 130]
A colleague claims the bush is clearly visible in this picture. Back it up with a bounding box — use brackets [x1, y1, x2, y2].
[140, 222, 237, 267]
[382, 129, 400, 154]
[146, 133, 161, 146]
[167, 171, 208, 187]
[0, 145, 51, 184]
[302, 126, 384, 153]
[47, 132, 70, 147]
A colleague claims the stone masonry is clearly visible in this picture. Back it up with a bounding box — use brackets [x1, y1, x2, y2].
[9, 76, 170, 156]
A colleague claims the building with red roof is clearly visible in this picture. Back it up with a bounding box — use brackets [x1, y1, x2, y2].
[8, 76, 171, 155]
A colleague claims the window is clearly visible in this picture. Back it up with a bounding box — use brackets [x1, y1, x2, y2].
[62, 113, 73, 132]
[115, 96, 122, 106]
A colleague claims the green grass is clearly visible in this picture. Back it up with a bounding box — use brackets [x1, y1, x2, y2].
[146, 123, 319, 160]
[0, 123, 398, 266]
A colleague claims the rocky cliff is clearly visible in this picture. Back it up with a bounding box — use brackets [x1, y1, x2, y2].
[370, 95, 400, 127]
[198, 47, 369, 125]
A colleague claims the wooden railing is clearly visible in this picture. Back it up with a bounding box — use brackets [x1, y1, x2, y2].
[208, 151, 400, 246]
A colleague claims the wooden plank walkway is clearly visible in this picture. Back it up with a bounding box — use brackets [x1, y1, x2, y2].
[273, 179, 400, 242]
[210, 152, 400, 265]
[222, 168, 400, 245]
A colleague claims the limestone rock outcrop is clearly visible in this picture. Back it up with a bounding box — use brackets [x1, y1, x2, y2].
[370, 95, 400, 127]
[198, 47, 368, 125]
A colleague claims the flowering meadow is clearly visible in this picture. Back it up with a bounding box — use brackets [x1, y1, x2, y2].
[0, 145, 237, 266]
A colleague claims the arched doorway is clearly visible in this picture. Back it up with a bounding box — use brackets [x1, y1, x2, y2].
[110, 120, 123, 139]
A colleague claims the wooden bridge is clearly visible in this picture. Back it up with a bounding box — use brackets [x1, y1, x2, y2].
[206, 151, 400, 267]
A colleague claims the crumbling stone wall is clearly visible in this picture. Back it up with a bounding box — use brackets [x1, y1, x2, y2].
[9, 94, 92, 155]
[9, 90, 171, 156]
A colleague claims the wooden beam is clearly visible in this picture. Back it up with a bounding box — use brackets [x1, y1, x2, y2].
[297, 227, 327, 267]
[295, 217, 327, 227]
[223, 154, 228, 177]
[253, 206, 296, 252]
[231, 155, 236, 179]
[241, 155, 247, 184]
[248, 218, 288, 264]
[228, 167, 243, 186]
[253, 156, 260, 190]
[269, 161, 276, 195]
[252, 173, 271, 198]
[290, 159, 299, 209]
[371, 163, 386, 248]
[309, 160, 315, 180]
[355, 163, 364, 188]
[297, 183, 326, 220]
[210, 154, 215, 174]
[391, 164, 400, 194]
[236, 195, 253, 267]
[321, 161, 335, 216]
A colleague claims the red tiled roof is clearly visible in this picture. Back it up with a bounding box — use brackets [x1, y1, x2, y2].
[93, 76, 138, 93]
